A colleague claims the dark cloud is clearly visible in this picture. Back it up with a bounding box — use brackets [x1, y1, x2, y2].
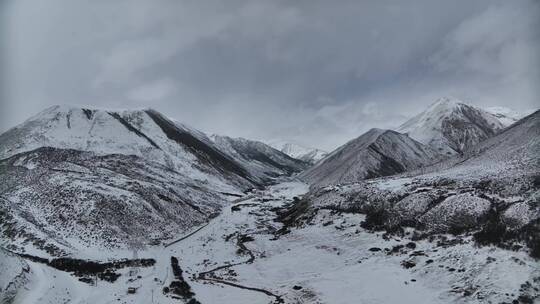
[2, 0, 538, 150]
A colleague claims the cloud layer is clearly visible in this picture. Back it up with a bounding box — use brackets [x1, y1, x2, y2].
[2, 0, 538, 150]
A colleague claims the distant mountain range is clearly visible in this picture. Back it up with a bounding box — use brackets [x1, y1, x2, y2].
[267, 141, 327, 164]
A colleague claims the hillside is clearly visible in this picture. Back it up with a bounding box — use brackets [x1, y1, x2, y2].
[299, 128, 440, 186]
[211, 135, 309, 183]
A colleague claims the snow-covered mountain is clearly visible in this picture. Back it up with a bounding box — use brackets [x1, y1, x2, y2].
[0, 105, 258, 188]
[210, 135, 309, 183]
[0, 105, 273, 256]
[283, 111, 540, 303]
[397, 97, 508, 155]
[299, 128, 440, 186]
[267, 141, 327, 164]
[437, 108, 540, 178]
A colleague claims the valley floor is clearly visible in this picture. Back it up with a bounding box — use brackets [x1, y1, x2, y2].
[10, 180, 540, 304]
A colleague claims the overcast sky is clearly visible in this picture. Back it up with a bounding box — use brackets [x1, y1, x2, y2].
[1, 0, 538, 150]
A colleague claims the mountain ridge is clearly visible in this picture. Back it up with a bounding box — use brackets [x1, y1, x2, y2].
[299, 128, 441, 186]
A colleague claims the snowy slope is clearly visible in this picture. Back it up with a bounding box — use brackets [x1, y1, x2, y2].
[441, 109, 540, 178]
[268, 140, 328, 164]
[0, 147, 233, 257]
[6, 182, 538, 304]
[397, 97, 507, 155]
[211, 135, 309, 183]
[299, 128, 440, 186]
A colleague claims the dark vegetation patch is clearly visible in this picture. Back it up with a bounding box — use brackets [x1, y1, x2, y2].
[360, 208, 389, 231]
[220, 192, 243, 198]
[405, 242, 417, 249]
[17, 252, 155, 283]
[163, 257, 200, 303]
[474, 215, 540, 259]
[273, 197, 313, 236]
[319, 204, 363, 214]
[401, 260, 416, 269]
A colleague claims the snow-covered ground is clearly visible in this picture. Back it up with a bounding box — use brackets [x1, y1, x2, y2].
[8, 180, 539, 304]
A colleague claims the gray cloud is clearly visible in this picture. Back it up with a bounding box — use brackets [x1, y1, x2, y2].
[2, 0, 538, 150]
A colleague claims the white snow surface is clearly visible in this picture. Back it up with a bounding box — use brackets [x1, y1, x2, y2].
[7, 181, 539, 304]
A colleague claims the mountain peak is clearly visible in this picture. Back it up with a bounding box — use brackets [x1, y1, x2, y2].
[423, 97, 467, 115]
[397, 97, 508, 155]
[365, 127, 387, 134]
[267, 140, 327, 164]
[432, 96, 462, 106]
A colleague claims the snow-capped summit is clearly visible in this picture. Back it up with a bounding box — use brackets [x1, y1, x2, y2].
[267, 140, 327, 164]
[299, 128, 440, 186]
[397, 97, 507, 155]
[0, 105, 265, 255]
